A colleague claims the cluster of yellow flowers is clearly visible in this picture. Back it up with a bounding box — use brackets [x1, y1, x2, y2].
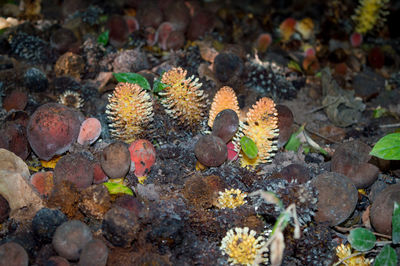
[217, 188, 247, 209]
[220, 227, 268, 266]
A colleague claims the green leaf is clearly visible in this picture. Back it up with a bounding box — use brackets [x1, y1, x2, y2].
[370, 133, 400, 160]
[314, 71, 322, 78]
[393, 201, 400, 244]
[99, 15, 109, 23]
[240, 136, 258, 159]
[373, 107, 387, 118]
[348, 228, 376, 252]
[103, 182, 133, 196]
[288, 60, 302, 73]
[153, 77, 168, 93]
[113, 73, 151, 91]
[285, 125, 304, 152]
[97, 30, 109, 46]
[374, 245, 398, 266]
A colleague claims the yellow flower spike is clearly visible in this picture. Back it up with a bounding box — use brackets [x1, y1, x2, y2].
[208, 86, 240, 128]
[335, 244, 373, 266]
[352, 0, 389, 34]
[220, 227, 268, 266]
[106, 82, 154, 143]
[195, 160, 207, 171]
[41, 155, 62, 169]
[234, 97, 279, 167]
[137, 176, 147, 184]
[217, 188, 247, 209]
[295, 17, 314, 40]
[160, 67, 207, 128]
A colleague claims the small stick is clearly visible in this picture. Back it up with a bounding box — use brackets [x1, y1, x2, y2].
[334, 226, 392, 239]
[379, 123, 400, 128]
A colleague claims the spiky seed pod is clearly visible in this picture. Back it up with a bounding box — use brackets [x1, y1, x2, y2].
[208, 86, 240, 128]
[10, 32, 54, 64]
[246, 54, 298, 100]
[106, 82, 153, 143]
[217, 188, 247, 209]
[159, 67, 207, 127]
[234, 97, 279, 167]
[220, 227, 268, 266]
[352, 0, 389, 34]
[58, 90, 84, 109]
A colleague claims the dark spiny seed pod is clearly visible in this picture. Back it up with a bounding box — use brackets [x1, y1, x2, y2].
[177, 45, 204, 77]
[246, 54, 298, 100]
[10, 32, 55, 64]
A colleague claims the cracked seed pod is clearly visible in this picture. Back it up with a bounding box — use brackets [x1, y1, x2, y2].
[160, 67, 207, 128]
[208, 86, 240, 128]
[234, 97, 279, 167]
[106, 82, 153, 143]
[58, 90, 84, 109]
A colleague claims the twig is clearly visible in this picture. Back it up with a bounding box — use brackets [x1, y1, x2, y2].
[306, 127, 340, 144]
[375, 240, 393, 246]
[373, 232, 392, 239]
[379, 123, 400, 128]
[305, 98, 340, 114]
[334, 226, 392, 239]
[334, 226, 352, 232]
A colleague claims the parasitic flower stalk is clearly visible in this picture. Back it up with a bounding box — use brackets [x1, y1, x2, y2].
[220, 227, 268, 266]
[234, 97, 279, 167]
[106, 82, 153, 143]
[352, 0, 389, 34]
[159, 67, 207, 128]
[208, 86, 240, 128]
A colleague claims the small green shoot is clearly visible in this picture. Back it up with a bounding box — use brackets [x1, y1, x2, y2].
[97, 30, 109, 46]
[240, 136, 258, 159]
[285, 125, 303, 152]
[373, 106, 387, 118]
[98, 15, 109, 23]
[288, 60, 303, 73]
[370, 133, 400, 160]
[393, 202, 400, 244]
[285, 124, 328, 155]
[153, 76, 168, 93]
[113, 73, 151, 91]
[250, 190, 300, 266]
[103, 182, 133, 196]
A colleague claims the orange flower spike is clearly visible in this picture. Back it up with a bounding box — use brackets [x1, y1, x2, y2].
[208, 86, 240, 128]
[160, 67, 207, 127]
[240, 97, 279, 166]
[279, 18, 297, 42]
[106, 82, 154, 143]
